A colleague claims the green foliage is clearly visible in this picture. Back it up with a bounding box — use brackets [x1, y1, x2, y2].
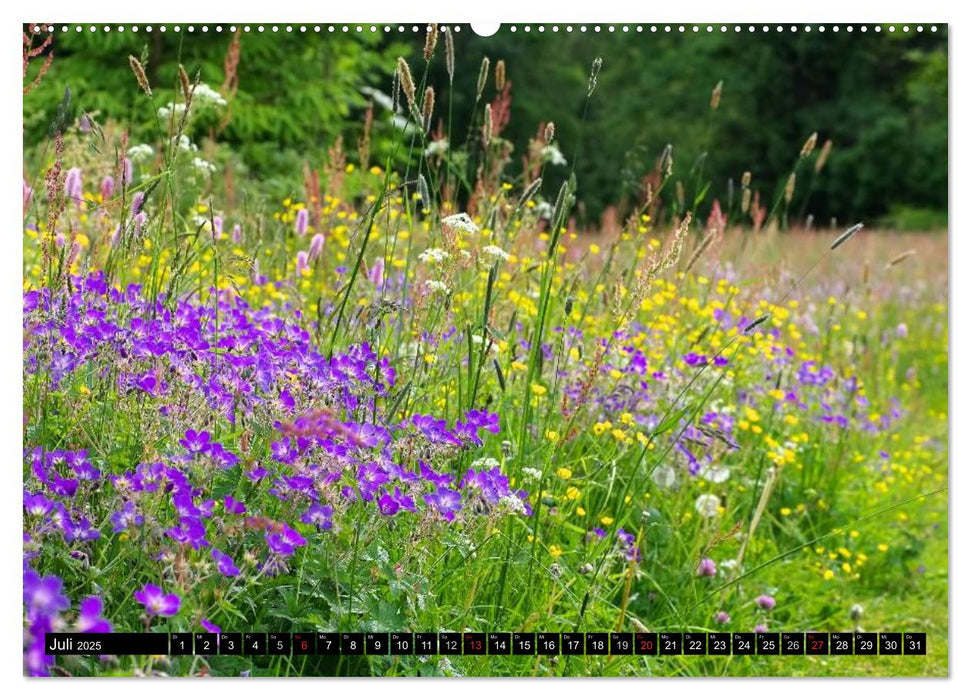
[427, 27, 947, 227]
[24, 27, 407, 189]
[880, 205, 948, 231]
[25, 27, 946, 228]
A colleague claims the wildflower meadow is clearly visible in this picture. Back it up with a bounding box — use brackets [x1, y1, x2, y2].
[21, 23, 948, 677]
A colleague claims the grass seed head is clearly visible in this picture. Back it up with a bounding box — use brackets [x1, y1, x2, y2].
[784, 172, 796, 204]
[662, 212, 692, 270]
[588, 57, 603, 97]
[445, 27, 455, 81]
[815, 139, 833, 173]
[421, 87, 435, 131]
[483, 104, 493, 145]
[544, 121, 555, 145]
[659, 144, 674, 177]
[424, 23, 439, 62]
[711, 80, 723, 110]
[417, 174, 430, 211]
[128, 56, 152, 96]
[800, 132, 818, 158]
[886, 249, 917, 268]
[178, 64, 191, 104]
[476, 56, 490, 100]
[397, 57, 416, 111]
[518, 177, 543, 209]
[743, 313, 772, 334]
[830, 222, 865, 250]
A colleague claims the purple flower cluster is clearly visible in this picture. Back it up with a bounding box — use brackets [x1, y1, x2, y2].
[23, 272, 534, 656]
[24, 272, 396, 425]
[24, 448, 104, 544]
[23, 567, 112, 676]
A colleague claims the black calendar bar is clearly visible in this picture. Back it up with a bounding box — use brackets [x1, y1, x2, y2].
[45, 633, 169, 655]
[43, 632, 928, 656]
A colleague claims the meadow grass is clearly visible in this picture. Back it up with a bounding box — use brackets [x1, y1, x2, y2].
[21, 40, 947, 677]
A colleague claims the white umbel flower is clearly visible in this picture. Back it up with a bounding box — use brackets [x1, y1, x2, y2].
[481, 245, 510, 262]
[193, 83, 228, 106]
[128, 144, 155, 162]
[522, 467, 543, 482]
[425, 280, 450, 295]
[470, 457, 500, 469]
[192, 157, 217, 173]
[158, 103, 187, 120]
[442, 212, 479, 236]
[171, 135, 198, 152]
[418, 248, 449, 264]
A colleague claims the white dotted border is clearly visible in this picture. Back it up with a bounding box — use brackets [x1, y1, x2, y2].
[27, 23, 940, 35]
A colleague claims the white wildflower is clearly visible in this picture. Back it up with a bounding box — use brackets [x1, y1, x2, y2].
[542, 144, 568, 167]
[193, 83, 227, 107]
[498, 494, 528, 516]
[424, 138, 450, 157]
[128, 144, 155, 162]
[699, 464, 731, 484]
[442, 212, 479, 236]
[534, 201, 554, 220]
[418, 248, 449, 264]
[481, 245, 510, 262]
[694, 494, 721, 518]
[172, 135, 198, 152]
[425, 280, 450, 295]
[158, 103, 187, 120]
[192, 157, 217, 173]
[471, 334, 496, 356]
[522, 467, 543, 482]
[470, 457, 500, 469]
[652, 465, 679, 490]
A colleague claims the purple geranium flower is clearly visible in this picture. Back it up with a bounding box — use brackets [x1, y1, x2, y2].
[62, 514, 101, 542]
[683, 353, 708, 367]
[377, 487, 416, 517]
[134, 584, 181, 617]
[300, 503, 334, 530]
[23, 491, 53, 517]
[224, 496, 246, 515]
[201, 618, 221, 634]
[211, 549, 240, 577]
[424, 486, 462, 521]
[77, 596, 112, 633]
[24, 569, 70, 618]
[180, 429, 212, 455]
[266, 525, 306, 557]
[110, 501, 144, 533]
